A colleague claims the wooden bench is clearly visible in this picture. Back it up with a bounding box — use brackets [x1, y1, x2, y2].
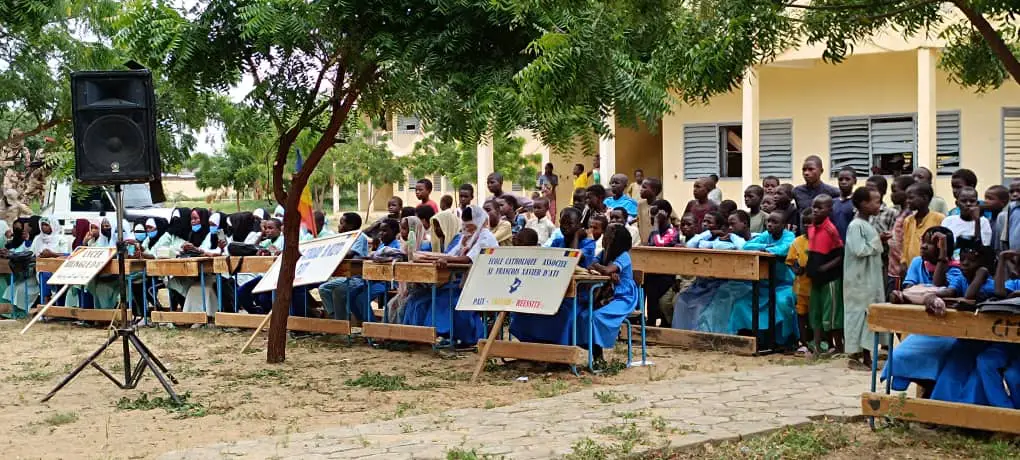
[146, 258, 217, 325]
[630, 246, 777, 355]
[356, 262, 468, 344]
[861, 303, 1020, 434]
[31, 258, 147, 322]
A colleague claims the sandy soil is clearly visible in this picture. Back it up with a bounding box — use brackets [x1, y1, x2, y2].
[0, 320, 797, 460]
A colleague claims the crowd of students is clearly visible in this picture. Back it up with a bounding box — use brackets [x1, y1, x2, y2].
[5, 158, 1020, 395]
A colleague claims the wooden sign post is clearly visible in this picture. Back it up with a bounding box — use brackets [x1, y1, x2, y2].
[21, 247, 116, 334]
[457, 247, 581, 382]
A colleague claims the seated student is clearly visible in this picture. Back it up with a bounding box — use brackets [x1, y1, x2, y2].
[346, 218, 402, 322]
[580, 223, 638, 368]
[648, 200, 679, 247]
[430, 204, 461, 253]
[642, 201, 679, 327]
[718, 200, 738, 219]
[722, 211, 797, 344]
[526, 198, 557, 246]
[301, 211, 336, 242]
[318, 213, 370, 320]
[364, 196, 402, 239]
[236, 217, 286, 314]
[609, 207, 641, 247]
[590, 214, 608, 257]
[414, 205, 436, 251]
[485, 199, 512, 246]
[672, 212, 743, 330]
[744, 185, 766, 234]
[882, 228, 967, 395]
[929, 249, 1020, 409]
[402, 205, 496, 347]
[496, 195, 526, 235]
[509, 207, 596, 346]
[941, 186, 992, 247]
[439, 194, 454, 211]
[387, 216, 429, 322]
[728, 210, 752, 240]
[2, 217, 40, 318]
[512, 227, 539, 247]
[34, 216, 70, 305]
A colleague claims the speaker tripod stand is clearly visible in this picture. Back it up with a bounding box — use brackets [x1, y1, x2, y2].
[42, 185, 180, 403]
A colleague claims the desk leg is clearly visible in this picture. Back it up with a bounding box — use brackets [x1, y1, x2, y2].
[233, 275, 239, 313]
[751, 280, 760, 355]
[200, 271, 208, 321]
[448, 285, 455, 350]
[216, 275, 223, 315]
[768, 262, 777, 351]
[142, 271, 149, 322]
[869, 331, 879, 430]
[570, 294, 578, 376]
[363, 281, 371, 324]
[885, 335, 894, 395]
[430, 285, 438, 350]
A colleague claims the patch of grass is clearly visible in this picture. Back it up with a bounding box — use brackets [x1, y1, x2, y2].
[535, 380, 571, 398]
[611, 410, 647, 420]
[393, 401, 418, 418]
[562, 438, 612, 460]
[595, 359, 628, 376]
[483, 400, 497, 409]
[5, 369, 56, 383]
[596, 422, 648, 454]
[236, 368, 288, 382]
[43, 412, 78, 426]
[594, 390, 635, 404]
[445, 447, 502, 460]
[116, 392, 207, 419]
[344, 371, 413, 391]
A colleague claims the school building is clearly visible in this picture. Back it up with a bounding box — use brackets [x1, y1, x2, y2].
[361, 30, 1020, 214]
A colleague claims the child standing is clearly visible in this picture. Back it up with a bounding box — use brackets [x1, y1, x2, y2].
[762, 176, 780, 196]
[683, 178, 718, 233]
[590, 214, 609, 257]
[832, 167, 857, 240]
[843, 187, 888, 368]
[745, 185, 766, 234]
[786, 208, 812, 352]
[900, 182, 946, 275]
[887, 175, 915, 292]
[485, 200, 512, 246]
[583, 223, 638, 369]
[643, 200, 678, 328]
[806, 195, 844, 356]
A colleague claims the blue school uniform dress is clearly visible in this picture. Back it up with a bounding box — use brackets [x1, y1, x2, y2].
[722, 230, 799, 345]
[508, 236, 597, 345]
[577, 251, 637, 349]
[347, 238, 402, 321]
[400, 231, 495, 346]
[881, 256, 968, 391]
[930, 341, 1020, 409]
[318, 233, 369, 319]
[671, 231, 745, 330]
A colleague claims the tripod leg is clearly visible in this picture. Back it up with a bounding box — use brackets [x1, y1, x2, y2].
[129, 357, 147, 388]
[90, 361, 127, 388]
[128, 334, 181, 403]
[42, 333, 119, 402]
[130, 333, 178, 384]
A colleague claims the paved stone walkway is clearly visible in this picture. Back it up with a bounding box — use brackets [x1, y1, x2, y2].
[161, 362, 869, 460]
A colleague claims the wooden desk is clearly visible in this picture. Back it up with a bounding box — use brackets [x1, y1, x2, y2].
[36, 257, 147, 275]
[630, 246, 778, 355]
[358, 262, 470, 344]
[212, 256, 276, 274]
[861, 304, 1020, 434]
[146, 258, 216, 325]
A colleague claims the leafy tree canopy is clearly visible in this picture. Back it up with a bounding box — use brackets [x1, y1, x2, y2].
[407, 134, 541, 190]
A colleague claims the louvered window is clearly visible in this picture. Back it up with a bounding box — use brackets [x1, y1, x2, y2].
[1004, 108, 1020, 182]
[682, 124, 720, 180]
[397, 115, 420, 134]
[759, 120, 793, 178]
[936, 111, 961, 176]
[432, 175, 443, 192]
[511, 182, 523, 192]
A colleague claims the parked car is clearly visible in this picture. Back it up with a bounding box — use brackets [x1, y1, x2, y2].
[40, 180, 173, 231]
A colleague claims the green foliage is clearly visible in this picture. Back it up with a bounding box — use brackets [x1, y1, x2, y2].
[406, 134, 541, 190]
[116, 392, 207, 419]
[42, 412, 78, 426]
[344, 371, 414, 391]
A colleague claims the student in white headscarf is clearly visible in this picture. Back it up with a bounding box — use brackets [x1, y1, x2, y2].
[0, 220, 9, 302]
[274, 205, 285, 218]
[400, 205, 495, 347]
[33, 216, 70, 304]
[2, 217, 39, 317]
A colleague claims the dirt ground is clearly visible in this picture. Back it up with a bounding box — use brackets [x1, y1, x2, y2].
[0, 320, 794, 460]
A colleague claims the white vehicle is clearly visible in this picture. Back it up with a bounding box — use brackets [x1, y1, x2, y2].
[41, 180, 174, 230]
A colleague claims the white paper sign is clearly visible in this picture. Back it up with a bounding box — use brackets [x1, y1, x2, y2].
[456, 247, 581, 315]
[47, 247, 117, 286]
[252, 231, 361, 293]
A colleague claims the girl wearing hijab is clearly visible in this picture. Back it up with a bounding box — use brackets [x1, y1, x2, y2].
[509, 207, 597, 347]
[401, 205, 496, 348]
[167, 208, 216, 319]
[429, 208, 461, 253]
[34, 216, 70, 304]
[0, 220, 10, 304]
[386, 216, 428, 322]
[72, 219, 91, 249]
[2, 218, 38, 317]
[196, 212, 225, 255]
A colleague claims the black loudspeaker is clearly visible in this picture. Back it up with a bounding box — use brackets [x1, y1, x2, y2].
[71, 70, 161, 185]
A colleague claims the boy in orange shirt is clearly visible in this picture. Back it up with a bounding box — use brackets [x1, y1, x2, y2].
[786, 207, 812, 352]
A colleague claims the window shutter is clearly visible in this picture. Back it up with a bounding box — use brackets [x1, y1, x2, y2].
[432, 174, 442, 192]
[397, 115, 420, 134]
[829, 117, 870, 175]
[511, 182, 523, 192]
[759, 119, 793, 178]
[1005, 108, 1020, 182]
[683, 124, 720, 180]
[936, 111, 961, 176]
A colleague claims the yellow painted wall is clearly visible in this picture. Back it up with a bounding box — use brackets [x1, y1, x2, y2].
[615, 120, 663, 182]
[660, 50, 1020, 209]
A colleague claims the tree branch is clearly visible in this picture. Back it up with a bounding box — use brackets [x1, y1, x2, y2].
[952, 0, 1020, 86]
[780, 0, 923, 10]
[246, 55, 285, 133]
[0, 117, 64, 151]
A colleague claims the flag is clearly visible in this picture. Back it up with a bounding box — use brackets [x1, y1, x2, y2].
[295, 148, 317, 236]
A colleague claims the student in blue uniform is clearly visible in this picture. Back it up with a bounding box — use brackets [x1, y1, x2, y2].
[349, 218, 401, 322]
[402, 205, 495, 347]
[579, 223, 637, 368]
[509, 207, 596, 345]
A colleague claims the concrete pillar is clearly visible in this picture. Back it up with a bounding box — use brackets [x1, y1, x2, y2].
[917, 47, 937, 172]
[476, 135, 494, 203]
[741, 67, 760, 194]
[598, 113, 616, 186]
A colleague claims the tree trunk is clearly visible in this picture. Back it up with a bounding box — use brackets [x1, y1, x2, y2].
[236, 191, 241, 212]
[266, 188, 304, 363]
